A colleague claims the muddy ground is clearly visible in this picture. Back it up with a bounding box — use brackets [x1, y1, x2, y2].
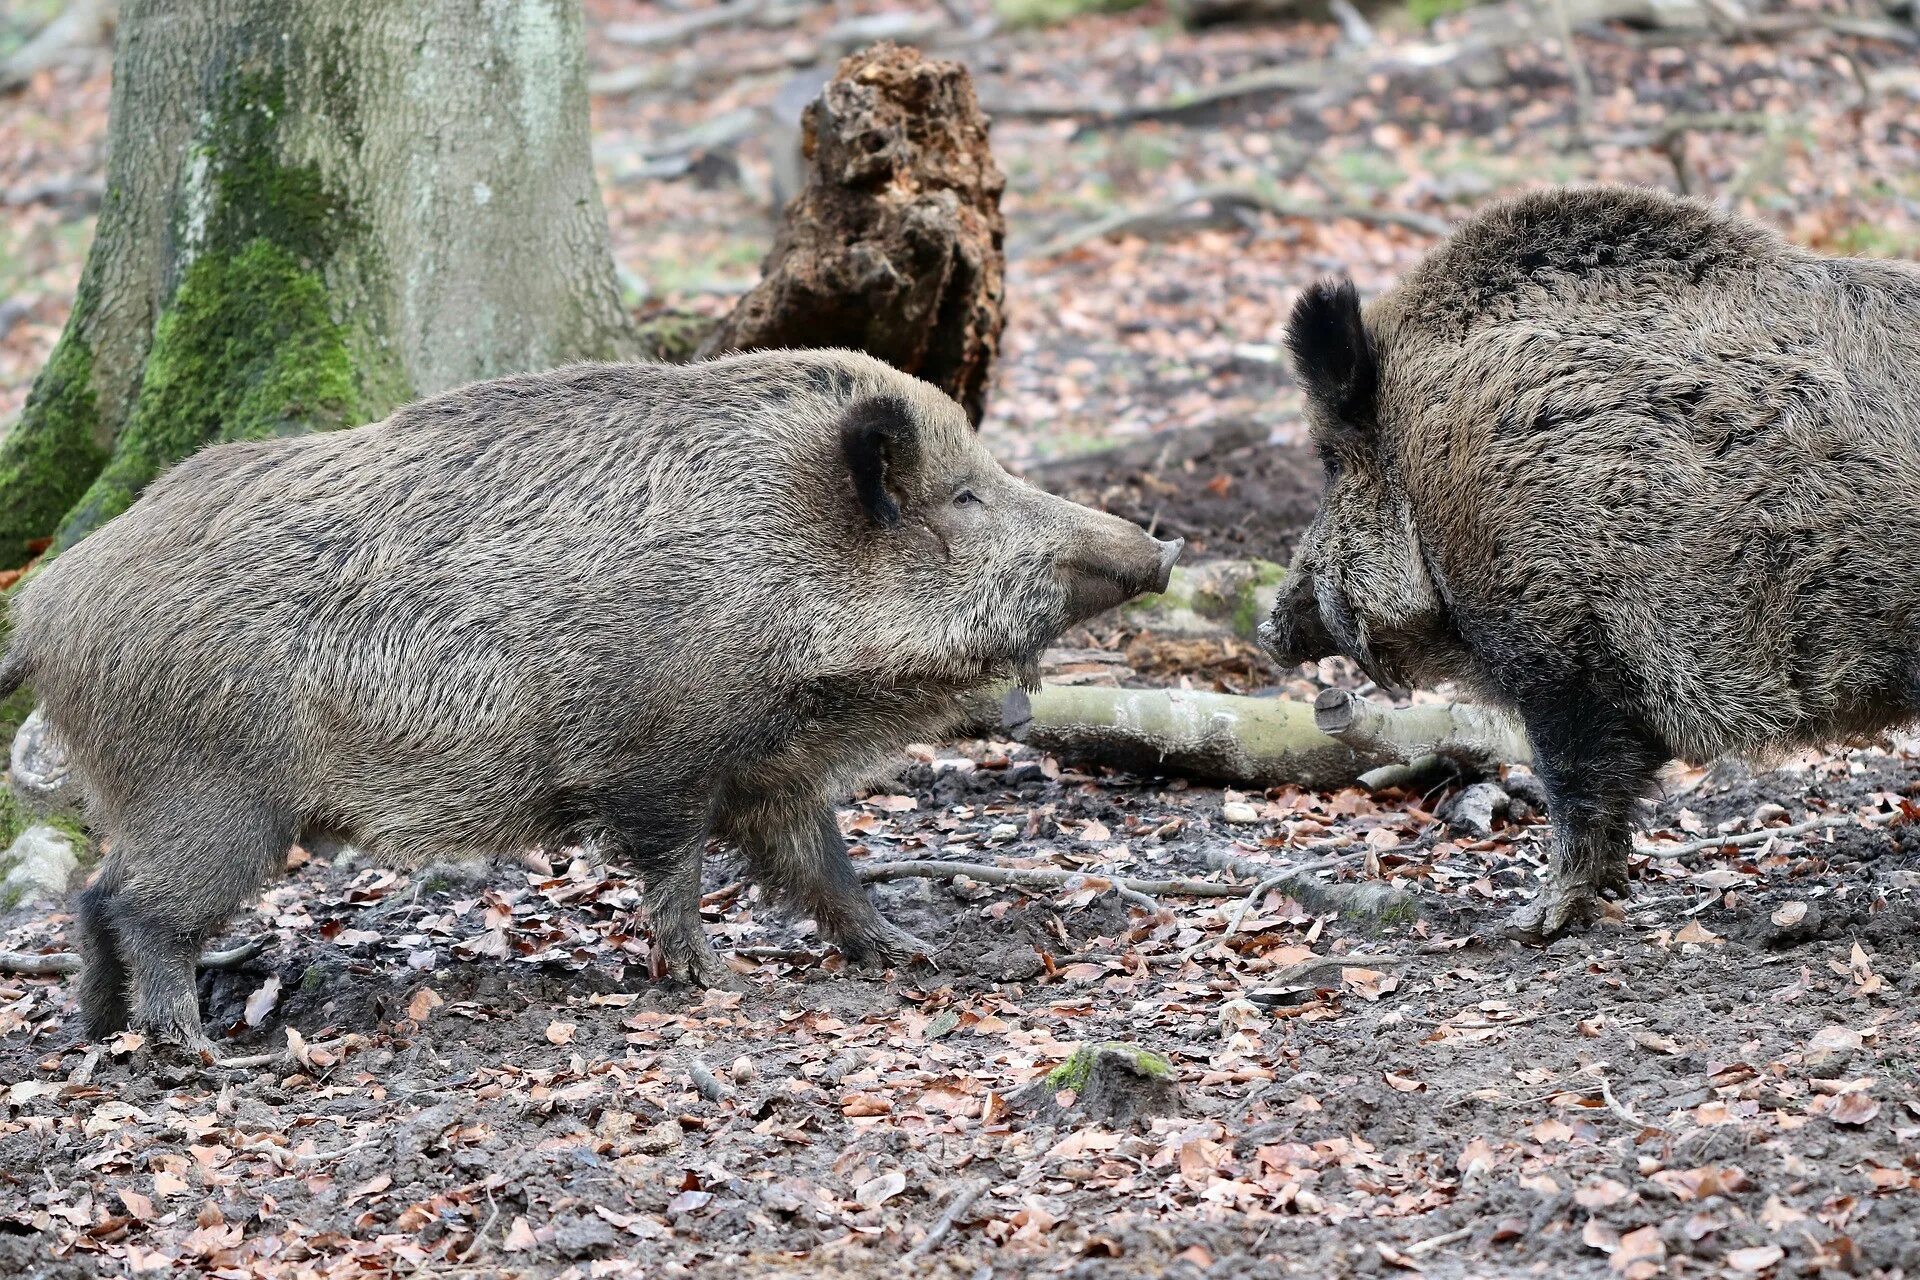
[3, 429, 1917, 1277]
[2, 736, 1917, 1280]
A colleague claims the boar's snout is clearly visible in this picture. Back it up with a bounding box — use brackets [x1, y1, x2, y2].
[1259, 569, 1339, 668]
[1061, 525, 1183, 622]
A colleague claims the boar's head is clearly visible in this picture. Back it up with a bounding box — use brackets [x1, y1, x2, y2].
[836, 385, 1182, 686]
[1258, 280, 1463, 689]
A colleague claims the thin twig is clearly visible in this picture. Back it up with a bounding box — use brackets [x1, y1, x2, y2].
[461, 1188, 501, 1264]
[1023, 186, 1451, 260]
[857, 860, 1246, 899]
[1596, 1072, 1657, 1131]
[1550, 0, 1596, 141]
[1404, 1225, 1475, 1257]
[1638, 808, 1900, 860]
[213, 1033, 353, 1072]
[902, 1178, 990, 1264]
[0, 936, 267, 978]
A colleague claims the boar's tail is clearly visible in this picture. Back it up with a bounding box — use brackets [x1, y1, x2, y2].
[0, 648, 26, 701]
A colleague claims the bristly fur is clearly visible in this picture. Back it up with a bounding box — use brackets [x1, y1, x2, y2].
[8, 347, 1177, 1051]
[1265, 183, 1920, 935]
[0, 649, 25, 701]
[839, 394, 919, 527]
[1285, 279, 1378, 441]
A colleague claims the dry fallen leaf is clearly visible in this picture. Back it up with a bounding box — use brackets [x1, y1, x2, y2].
[1611, 1225, 1665, 1273]
[1576, 1178, 1632, 1209]
[502, 1216, 537, 1251]
[1770, 901, 1807, 927]
[546, 1020, 576, 1046]
[407, 986, 444, 1021]
[1674, 920, 1723, 946]
[1631, 1030, 1680, 1055]
[1827, 1092, 1880, 1126]
[854, 1170, 907, 1209]
[1725, 1244, 1785, 1272]
[243, 976, 281, 1028]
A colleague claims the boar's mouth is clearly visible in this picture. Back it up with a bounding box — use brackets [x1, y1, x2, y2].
[1259, 570, 1409, 695]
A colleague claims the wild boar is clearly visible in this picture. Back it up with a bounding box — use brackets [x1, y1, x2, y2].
[0, 350, 1181, 1056]
[1259, 185, 1920, 939]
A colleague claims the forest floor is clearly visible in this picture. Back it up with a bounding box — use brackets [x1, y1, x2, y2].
[3, 1, 1920, 1278]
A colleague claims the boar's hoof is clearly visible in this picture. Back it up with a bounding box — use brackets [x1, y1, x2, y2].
[662, 941, 742, 990]
[1502, 883, 1607, 945]
[837, 920, 937, 971]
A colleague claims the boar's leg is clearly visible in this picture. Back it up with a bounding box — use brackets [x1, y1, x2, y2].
[734, 803, 931, 967]
[100, 802, 295, 1057]
[597, 799, 735, 987]
[73, 867, 131, 1040]
[1505, 694, 1667, 943]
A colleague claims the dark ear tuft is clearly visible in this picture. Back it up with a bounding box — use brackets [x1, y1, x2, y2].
[1286, 279, 1379, 434]
[840, 394, 921, 528]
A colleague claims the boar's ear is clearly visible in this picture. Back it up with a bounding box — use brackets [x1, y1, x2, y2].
[1286, 279, 1378, 442]
[839, 394, 921, 528]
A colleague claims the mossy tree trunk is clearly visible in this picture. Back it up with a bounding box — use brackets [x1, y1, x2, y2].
[0, 0, 636, 567]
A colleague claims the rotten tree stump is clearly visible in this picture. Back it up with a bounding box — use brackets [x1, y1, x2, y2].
[699, 42, 1006, 424]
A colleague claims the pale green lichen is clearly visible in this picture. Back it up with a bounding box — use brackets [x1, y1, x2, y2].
[1045, 1041, 1173, 1092]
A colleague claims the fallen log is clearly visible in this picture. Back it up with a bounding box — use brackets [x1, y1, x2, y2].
[997, 684, 1532, 791]
[1005, 684, 1365, 789]
[1312, 688, 1534, 769]
[1, 0, 115, 93]
[1020, 186, 1453, 260]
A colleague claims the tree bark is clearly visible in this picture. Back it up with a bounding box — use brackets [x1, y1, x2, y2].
[698, 42, 1006, 425]
[0, 0, 635, 566]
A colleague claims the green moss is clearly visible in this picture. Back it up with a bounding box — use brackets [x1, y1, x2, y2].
[56, 239, 358, 548]
[40, 59, 383, 551]
[0, 325, 107, 567]
[1226, 561, 1289, 640]
[995, 0, 1147, 26]
[301, 963, 327, 991]
[1375, 899, 1421, 928]
[1045, 1041, 1173, 1091]
[0, 790, 25, 853]
[206, 69, 358, 264]
[1407, 0, 1478, 22]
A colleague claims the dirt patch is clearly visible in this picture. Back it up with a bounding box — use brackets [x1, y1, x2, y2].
[1026, 420, 1325, 565]
[3, 740, 1917, 1279]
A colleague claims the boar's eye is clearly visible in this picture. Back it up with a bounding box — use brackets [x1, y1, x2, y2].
[953, 488, 983, 507]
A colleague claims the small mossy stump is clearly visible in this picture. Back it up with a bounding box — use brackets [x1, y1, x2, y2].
[0, 0, 635, 570]
[1013, 1042, 1183, 1128]
[699, 42, 1007, 424]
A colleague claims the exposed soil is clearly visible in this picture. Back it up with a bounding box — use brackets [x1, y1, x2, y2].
[3, 733, 1917, 1280]
[1028, 423, 1326, 566]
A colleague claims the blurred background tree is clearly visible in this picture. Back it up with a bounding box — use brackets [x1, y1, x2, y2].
[0, 0, 636, 567]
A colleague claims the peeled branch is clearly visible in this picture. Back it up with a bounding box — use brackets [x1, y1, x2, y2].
[1004, 684, 1365, 789]
[1311, 688, 1533, 769]
[1001, 683, 1531, 790]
